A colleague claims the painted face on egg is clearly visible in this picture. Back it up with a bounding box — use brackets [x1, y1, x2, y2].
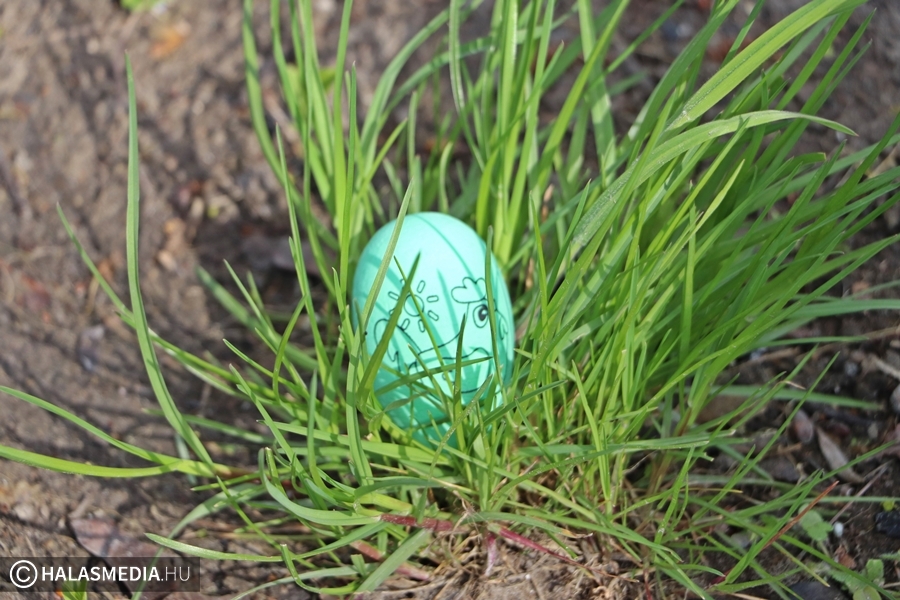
[352, 213, 515, 443]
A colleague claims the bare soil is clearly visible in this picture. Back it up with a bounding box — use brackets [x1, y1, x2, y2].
[0, 1, 898, 599]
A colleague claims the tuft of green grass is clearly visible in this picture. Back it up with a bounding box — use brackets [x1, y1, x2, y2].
[3, 0, 900, 597]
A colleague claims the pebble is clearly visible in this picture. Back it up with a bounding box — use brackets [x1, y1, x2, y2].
[729, 531, 753, 549]
[712, 453, 737, 472]
[760, 456, 800, 483]
[13, 502, 36, 522]
[789, 581, 848, 600]
[890, 383, 900, 415]
[76, 324, 105, 372]
[868, 422, 879, 440]
[875, 511, 900, 539]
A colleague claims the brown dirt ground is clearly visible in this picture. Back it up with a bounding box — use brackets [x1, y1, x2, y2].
[1, 1, 899, 599]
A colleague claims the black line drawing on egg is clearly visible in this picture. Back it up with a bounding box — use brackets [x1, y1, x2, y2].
[372, 276, 508, 394]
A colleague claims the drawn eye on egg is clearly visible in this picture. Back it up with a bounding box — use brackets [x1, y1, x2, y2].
[451, 277, 509, 340]
[473, 303, 490, 328]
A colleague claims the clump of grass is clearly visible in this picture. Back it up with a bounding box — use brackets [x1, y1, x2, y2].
[3, 0, 900, 597]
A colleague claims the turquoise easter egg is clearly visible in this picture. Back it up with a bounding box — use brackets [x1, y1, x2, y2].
[352, 213, 515, 443]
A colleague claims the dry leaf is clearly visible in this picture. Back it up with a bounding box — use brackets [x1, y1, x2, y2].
[70, 518, 186, 598]
[156, 218, 188, 272]
[97, 256, 116, 283]
[156, 249, 178, 272]
[815, 427, 864, 483]
[20, 274, 51, 313]
[791, 408, 815, 444]
[70, 518, 164, 558]
[696, 395, 751, 424]
[150, 22, 190, 60]
[851, 280, 871, 295]
[834, 544, 857, 569]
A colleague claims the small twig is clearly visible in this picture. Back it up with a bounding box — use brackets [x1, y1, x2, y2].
[807, 326, 900, 360]
[351, 540, 432, 581]
[869, 354, 900, 381]
[762, 481, 839, 554]
[745, 327, 900, 370]
[494, 526, 601, 574]
[829, 463, 889, 525]
[643, 565, 652, 600]
[741, 347, 800, 367]
[363, 580, 448, 599]
[0, 142, 30, 221]
[262, 88, 303, 150]
[711, 481, 839, 585]
[529, 571, 548, 600]
[0, 143, 35, 249]
[380, 513, 456, 533]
